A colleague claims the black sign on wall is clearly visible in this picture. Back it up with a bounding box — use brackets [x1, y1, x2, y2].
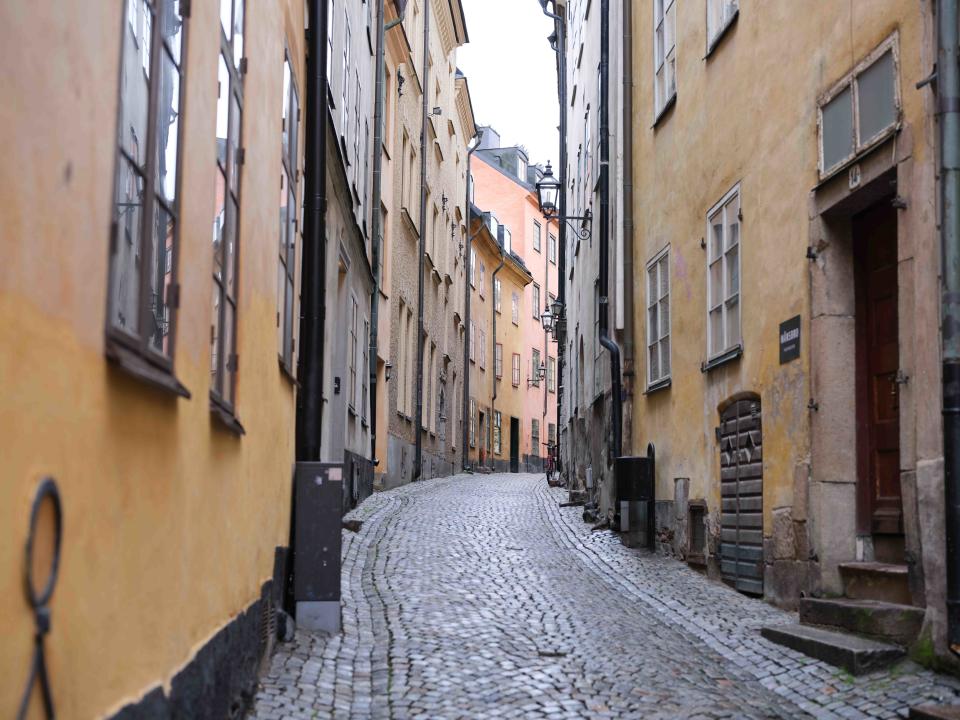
[779, 315, 801, 364]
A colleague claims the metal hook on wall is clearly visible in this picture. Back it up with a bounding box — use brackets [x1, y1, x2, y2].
[17, 477, 62, 720]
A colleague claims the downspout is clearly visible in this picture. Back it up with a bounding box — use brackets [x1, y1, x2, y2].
[413, 0, 430, 481]
[938, 0, 960, 654]
[297, 0, 329, 462]
[462, 134, 482, 470]
[620, 0, 635, 455]
[598, 0, 623, 460]
[541, 0, 567, 479]
[491, 239, 506, 468]
[369, 2, 405, 464]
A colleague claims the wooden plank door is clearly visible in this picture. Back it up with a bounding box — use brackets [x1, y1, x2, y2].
[854, 202, 902, 536]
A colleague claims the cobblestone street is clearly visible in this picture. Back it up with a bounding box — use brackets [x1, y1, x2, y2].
[250, 474, 960, 719]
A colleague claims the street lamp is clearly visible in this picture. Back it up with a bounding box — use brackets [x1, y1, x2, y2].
[535, 161, 592, 241]
[540, 306, 555, 333]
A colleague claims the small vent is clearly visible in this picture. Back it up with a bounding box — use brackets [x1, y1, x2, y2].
[688, 503, 706, 566]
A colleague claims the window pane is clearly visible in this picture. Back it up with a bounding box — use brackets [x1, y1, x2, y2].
[279, 170, 289, 258]
[109, 155, 144, 334]
[211, 283, 222, 390]
[649, 343, 660, 383]
[155, 50, 180, 204]
[710, 307, 723, 355]
[147, 203, 174, 354]
[661, 334, 671, 377]
[647, 265, 658, 306]
[821, 86, 854, 171]
[277, 262, 285, 353]
[222, 300, 236, 403]
[726, 298, 741, 347]
[213, 168, 226, 281]
[726, 216, 739, 249]
[216, 56, 230, 169]
[648, 304, 658, 345]
[285, 276, 294, 360]
[220, 0, 232, 40]
[660, 296, 670, 340]
[709, 259, 723, 307]
[160, 1, 183, 65]
[858, 50, 896, 145]
[233, 0, 245, 68]
[726, 245, 740, 297]
[287, 186, 296, 268]
[229, 96, 241, 194]
[659, 256, 669, 297]
[289, 85, 300, 171]
[711, 221, 723, 261]
[282, 61, 291, 164]
[119, 0, 151, 169]
[665, 1, 676, 54]
[225, 195, 238, 297]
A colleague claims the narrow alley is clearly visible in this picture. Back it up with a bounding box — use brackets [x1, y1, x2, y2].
[251, 475, 960, 720]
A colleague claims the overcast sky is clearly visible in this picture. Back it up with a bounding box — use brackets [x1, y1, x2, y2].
[457, 0, 559, 167]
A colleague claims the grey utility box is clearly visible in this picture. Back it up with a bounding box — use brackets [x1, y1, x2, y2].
[294, 462, 343, 633]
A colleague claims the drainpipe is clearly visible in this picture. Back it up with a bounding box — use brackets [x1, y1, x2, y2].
[598, 0, 623, 460]
[413, 0, 430, 481]
[541, 0, 568, 479]
[297, 0, 330, 462]
[368, 1, 405, 465]
[938, 0, 960, 654]
[462, 132, 482, 470]
[491, 237, 506, 469]
[620, 0, 635, 455]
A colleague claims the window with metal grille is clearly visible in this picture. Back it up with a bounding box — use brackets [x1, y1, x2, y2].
[108, 0, 188, 379]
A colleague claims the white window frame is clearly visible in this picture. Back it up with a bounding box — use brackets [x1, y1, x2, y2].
[653, 0, 677, 120]
[532, 283, 540, 320]
[646, 245, 671, 388]
[706, 0, 738, 55]
[494, 277, 501, 313]
[342, 13, 351, 134]
[511, 292, 519, 326]
[705, 184, 742, 362]
[817, 33, 901, 180]
[533, 220, 542, 253]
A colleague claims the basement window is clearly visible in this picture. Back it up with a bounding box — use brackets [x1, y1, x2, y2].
[818, 33, 900, 179]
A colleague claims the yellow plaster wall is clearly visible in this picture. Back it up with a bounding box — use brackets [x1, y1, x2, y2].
[1, 1, 305, 716]
[631, 0, 927, 533]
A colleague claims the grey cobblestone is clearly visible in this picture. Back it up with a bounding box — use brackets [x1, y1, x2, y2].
[249, 474, 960, 719]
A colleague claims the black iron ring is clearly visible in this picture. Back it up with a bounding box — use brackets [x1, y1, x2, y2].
[25, 477, 62, 611]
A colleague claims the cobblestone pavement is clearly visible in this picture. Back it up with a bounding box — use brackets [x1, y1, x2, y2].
[250, 473, 960, 719]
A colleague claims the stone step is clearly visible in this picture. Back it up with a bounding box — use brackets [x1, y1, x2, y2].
[839, 562, 912, 605]
[761, 623, 904, 675]
[799, 597, 924, 646]
[910, 706, 960, 720]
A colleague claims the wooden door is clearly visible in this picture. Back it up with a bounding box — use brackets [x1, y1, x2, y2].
[854, 202, 902, 536]
[719, 398, 764, 596]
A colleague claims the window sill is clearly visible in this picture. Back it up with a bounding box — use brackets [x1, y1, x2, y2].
[652, 93, 677, 129]
[278, 356, 299, 386]
[704, 9, 738, 59]
[210, 397, 245, 436]
[701, 345, 743, 373]
[644, 377, 672, 395]
[106, 340, 191, 399]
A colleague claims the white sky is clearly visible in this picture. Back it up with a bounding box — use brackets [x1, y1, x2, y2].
[457, 0, 559, 168]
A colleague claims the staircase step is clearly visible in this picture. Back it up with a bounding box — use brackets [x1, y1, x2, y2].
[910, 706, 960, 720]
[761, 623, 904, 675]
[799, 597, 924, 646]
[839, 562, 912, 605]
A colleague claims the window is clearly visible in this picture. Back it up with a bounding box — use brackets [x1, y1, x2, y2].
[548, 422, 556, 448]
[495, 343, 503, 379]
[348, 295, 358, 411]
[512, 353, 520, 386]
[211, 0, 245, 415]
[548, 356, 556, 393]
[407, 306, 415, 413]
[362, 319, 369, 421]
[397, 301, 407, 413]
[279, 55, 300, 374]
[479, 328, 486, 369]
[517, 156, 527, 180]
[532, 348, 542, 387]
[494, 277, 502, 313]
[503, 226, 512, 255]
[469, 320, 476, 362]
[646, 246, 671, 386]
[470, 247, 477, 287]
[469, 397, 476, 447]
[533, 221, 542, 253]
[548, 234, 557, 264]
[511, 292, 519, 325]
[531, 419, 540, 456]
[469, 172, 475, 204]
[532, 284, 541, 319]
[479, 261, 485, 297]
[706, 0, 738, 52]
[654, 0, 677, 119]
[493, 411, 502, 455]
[108, 0, 188, 376]
[819, 35, 900, 178]
[342, 13, 351, 133]
[488, 213, 499, 236]
[354, 71, 361, 176]
[326, 0, 334, 81]
[706, 186, 741, 360]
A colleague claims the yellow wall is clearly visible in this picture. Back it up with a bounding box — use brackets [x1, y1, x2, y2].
[1, 1, 305, 716]
[631, 0, 927, 536]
